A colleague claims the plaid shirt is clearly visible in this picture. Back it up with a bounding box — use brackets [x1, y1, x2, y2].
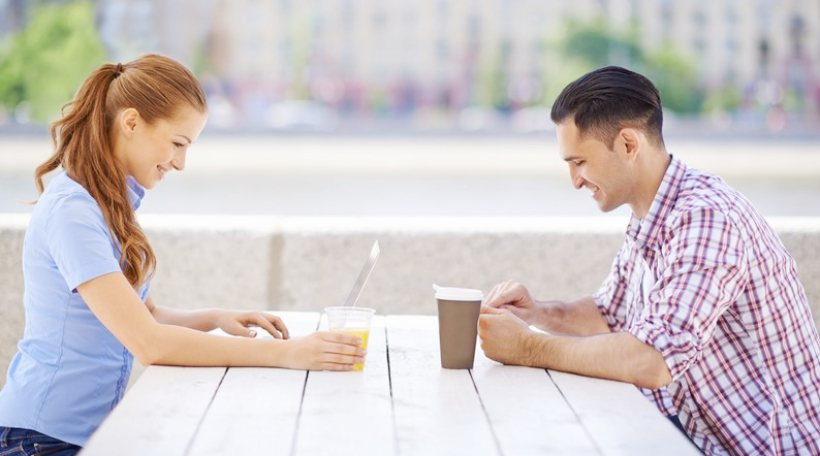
[595, 156, 820, 455]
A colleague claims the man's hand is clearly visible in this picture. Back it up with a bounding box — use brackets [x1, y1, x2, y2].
[483, 281, 541, 325]
[478, 306, 535, 366]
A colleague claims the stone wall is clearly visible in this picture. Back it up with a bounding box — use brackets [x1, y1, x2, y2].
[1, 215, 819, 388]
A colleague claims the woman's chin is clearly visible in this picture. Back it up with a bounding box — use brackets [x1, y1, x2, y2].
[134, 174, 158, 190]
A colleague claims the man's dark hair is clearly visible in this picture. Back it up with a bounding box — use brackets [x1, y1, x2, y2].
[550, 66, 664, 148]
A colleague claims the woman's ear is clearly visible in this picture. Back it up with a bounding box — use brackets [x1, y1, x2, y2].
[118, 108, 140, 138]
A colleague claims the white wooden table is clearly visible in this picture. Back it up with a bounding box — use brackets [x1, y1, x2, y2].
[82, 312, 699, 455]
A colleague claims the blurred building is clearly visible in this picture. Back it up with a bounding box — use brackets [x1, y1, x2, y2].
[638, 0, 819, 111]
[83, 0, 820, 127]
[96, 0, 217, 66]
[203, 0, 818, 116]
[192, 0, 635, 126]
[0, 0, 25, 38]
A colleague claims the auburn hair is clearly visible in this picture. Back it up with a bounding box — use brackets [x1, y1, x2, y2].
[35, 54, 207, 287]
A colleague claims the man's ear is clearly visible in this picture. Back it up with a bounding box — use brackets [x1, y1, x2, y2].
[118, 108, 140, 138]
[618, 128, 642, 161]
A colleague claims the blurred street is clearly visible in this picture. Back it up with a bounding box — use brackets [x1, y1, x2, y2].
[2, 134, 819, 218]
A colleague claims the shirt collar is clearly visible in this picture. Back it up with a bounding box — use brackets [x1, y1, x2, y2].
[126, 176, 145, 210]
[626, 155, 686, 248]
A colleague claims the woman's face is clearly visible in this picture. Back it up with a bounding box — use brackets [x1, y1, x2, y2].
[114, 106, 207, 189]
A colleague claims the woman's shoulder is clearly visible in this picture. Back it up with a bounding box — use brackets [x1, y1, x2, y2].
[36, 172, 105, 226]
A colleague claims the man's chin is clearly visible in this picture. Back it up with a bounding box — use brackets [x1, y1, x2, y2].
[597, 200, 622, 213]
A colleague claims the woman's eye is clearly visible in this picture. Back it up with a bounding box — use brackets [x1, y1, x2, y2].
[173, 142, 184, 148]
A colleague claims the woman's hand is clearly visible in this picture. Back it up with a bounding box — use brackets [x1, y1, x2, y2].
[280, 331, 366, 371]
[213, 309, 290, 339]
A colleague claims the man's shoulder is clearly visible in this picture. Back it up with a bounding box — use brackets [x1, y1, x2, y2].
[673, 167, 742, 216]
[664, 166, 770, 244]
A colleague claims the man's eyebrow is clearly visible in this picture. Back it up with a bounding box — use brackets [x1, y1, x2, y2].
[176, 135, 192, 145]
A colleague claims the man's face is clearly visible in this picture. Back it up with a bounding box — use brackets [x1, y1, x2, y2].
[555, 120, 633, 213]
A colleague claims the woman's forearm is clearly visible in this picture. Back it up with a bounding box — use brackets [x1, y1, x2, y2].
[142, 323, 287, 367]
[150, 305, 219, 332]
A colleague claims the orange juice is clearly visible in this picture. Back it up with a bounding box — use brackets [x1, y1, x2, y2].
[340, 328, 369, 371]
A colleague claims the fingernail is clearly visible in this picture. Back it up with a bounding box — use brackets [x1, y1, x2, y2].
[357, 349, 367, 356]
[249, 330, 257, 337]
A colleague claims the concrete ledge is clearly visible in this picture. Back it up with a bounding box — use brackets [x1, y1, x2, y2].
[2, 214, 819, 387]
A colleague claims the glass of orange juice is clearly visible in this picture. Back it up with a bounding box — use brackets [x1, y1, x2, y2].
[324, 306, 375, 371]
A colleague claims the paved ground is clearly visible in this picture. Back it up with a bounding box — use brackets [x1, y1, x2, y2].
[2, 134, 819, 216]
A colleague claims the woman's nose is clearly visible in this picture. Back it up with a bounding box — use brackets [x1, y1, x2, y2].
[171, 149, 186, 171]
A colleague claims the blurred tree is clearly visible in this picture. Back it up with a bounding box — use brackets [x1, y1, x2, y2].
[644, 46, 703, 114]
[287, 13, 313, 101]
[561, 18, 644, 68]
[702, 84, 742, 114]
[0, 1, 106, 123]
[475, 41, 511, 111]
[549, 19, 703, 114]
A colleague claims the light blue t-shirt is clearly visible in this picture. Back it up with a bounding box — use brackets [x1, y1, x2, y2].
[0, 171, 148, 445]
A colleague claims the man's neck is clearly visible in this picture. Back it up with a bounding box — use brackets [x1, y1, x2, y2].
[629, 150, 671, 219]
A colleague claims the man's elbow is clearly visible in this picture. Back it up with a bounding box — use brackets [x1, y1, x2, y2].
[633, 351, 673, 390]
[635, 366, 673, 390]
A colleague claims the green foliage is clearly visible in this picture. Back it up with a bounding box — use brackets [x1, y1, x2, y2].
[702, 85, 742, 113]
[644, 45, 704, 114]
[547, 19, 704, 114]
[539, 59, 591, 108]
[561, 18, 644, 68]
[0, 1, 106, 123]
[474, 43, 510, 110]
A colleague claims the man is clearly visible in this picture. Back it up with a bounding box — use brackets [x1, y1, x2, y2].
[478, 66, 820, 455]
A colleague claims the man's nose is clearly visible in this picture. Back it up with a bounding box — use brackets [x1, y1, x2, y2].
[570, 167, 584, 189]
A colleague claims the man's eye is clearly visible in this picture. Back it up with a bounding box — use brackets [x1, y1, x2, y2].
[574, 160, 585, 166]
[173, 142, 184, 148]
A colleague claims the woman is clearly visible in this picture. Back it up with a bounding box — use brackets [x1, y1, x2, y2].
[0, 54, 363, 455]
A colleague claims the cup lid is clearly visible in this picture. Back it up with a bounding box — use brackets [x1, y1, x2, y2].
[433, 284, 484, 301]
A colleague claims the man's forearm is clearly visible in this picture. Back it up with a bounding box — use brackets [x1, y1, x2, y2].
[523, 331, 672, 389]
[533, 296, 611, 336]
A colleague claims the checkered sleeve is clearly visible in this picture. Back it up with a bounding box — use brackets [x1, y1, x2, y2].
[627, 207, 749, 380]
[593, 242, 630, 332]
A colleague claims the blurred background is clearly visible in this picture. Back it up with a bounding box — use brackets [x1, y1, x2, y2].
[1, 0, 819, 217]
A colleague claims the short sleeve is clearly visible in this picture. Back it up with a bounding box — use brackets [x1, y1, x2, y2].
[594, 242, 630, 331]
[627, 208, 748, 380]
[45, 193, 122, 292]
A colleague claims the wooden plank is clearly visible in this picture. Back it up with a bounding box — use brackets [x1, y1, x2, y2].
[187, 311, 321, 456]
[549, 370, 701, 455]
[387, 315, 499, 456]
[292, 314, 395, 455]
[82, 365, 226, 456]
[471, 351, 600, 454]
